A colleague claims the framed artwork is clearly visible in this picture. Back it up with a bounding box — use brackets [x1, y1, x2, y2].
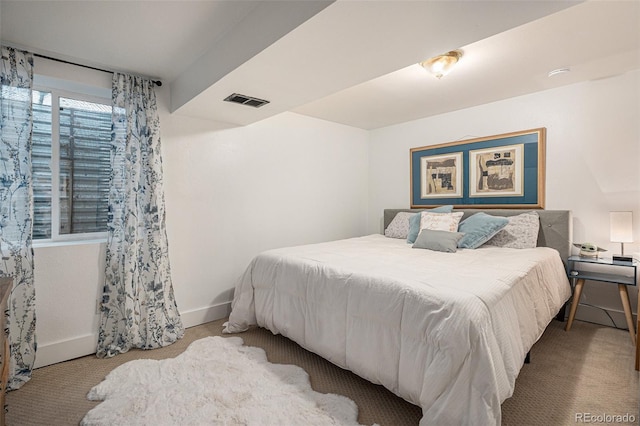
[469, 144, 523, 197]
[419, 152, 463, 199]
[410, 128, 545, 208]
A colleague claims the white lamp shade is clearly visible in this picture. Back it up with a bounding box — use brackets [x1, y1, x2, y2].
[610, 211, 633, 243]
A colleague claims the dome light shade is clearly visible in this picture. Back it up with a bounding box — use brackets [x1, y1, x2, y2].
[419, 50, 463, 79]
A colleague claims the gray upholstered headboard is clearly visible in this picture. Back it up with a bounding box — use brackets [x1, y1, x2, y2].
[383, 209, 572, 266]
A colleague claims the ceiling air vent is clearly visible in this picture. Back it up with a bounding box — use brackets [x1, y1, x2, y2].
[224, 93, 270, 108]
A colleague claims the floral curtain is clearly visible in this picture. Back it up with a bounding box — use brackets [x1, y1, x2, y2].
[0, 46, 37, 389]
[97, 73, 184, 358]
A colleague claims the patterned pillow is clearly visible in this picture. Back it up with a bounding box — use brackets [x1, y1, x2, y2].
[384, 212, 414, 239]
[420, 211, 464, 233]
[406, 205, 454, 243]
[485, 211, 540, 249]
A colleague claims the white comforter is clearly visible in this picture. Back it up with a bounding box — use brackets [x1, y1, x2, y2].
[224, 234, 571, 425]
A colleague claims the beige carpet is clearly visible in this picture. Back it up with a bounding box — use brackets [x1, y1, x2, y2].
[6, 319, 638, 426]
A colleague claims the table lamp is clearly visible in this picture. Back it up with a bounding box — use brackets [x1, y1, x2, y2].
[610, 211, 633, 262]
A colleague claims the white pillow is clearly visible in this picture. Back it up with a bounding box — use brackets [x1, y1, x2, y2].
[384, 212, 413, 239]
[485, 211, 540, 249]
[420, 211, 464, 233]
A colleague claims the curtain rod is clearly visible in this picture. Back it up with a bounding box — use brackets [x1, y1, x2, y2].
[33, 53, 163, 87]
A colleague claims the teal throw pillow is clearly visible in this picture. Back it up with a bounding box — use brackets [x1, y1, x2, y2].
[457, 212, 509, 249]
[412, 229, 463, 253]
[406, 205, 454, 244]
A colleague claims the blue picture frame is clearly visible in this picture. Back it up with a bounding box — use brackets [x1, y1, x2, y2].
[410, 128, 545, 208]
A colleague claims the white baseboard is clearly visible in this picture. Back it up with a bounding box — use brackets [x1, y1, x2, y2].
[34, 301, 232, 369]
[34, 333, 98, 369]
[180, 302, 231, 328]
[574, 305, 637, 331]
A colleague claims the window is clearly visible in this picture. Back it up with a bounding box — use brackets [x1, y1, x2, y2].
[31, 88, 112, 241]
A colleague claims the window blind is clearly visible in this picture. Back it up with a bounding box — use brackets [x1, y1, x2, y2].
[58, 97, 112, 235]
[31, 91, 52, 239]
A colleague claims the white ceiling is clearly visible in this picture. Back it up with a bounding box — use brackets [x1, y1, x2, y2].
[2, 1, 639, 130]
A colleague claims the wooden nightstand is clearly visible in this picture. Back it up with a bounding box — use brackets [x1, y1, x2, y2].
[564, 255, 638, 367]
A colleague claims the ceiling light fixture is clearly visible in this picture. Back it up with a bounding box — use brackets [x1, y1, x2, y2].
[419, 50, 463, 79]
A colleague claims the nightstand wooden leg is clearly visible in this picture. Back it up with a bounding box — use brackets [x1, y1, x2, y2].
[565, 278, 584, 332]
[618, 285, 636, 345]
[636, 289, 639, 371]
[636, 316, 639, 371]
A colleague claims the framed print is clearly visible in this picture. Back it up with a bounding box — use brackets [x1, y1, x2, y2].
[410, 128, 545, 208]
[419, 152, 463, 198]
[469, 144, 523, 197]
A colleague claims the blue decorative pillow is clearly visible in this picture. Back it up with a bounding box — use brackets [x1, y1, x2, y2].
[457, 212, 509, 249]
[412, 229, 463, 253]
[407, 205, 453, 243]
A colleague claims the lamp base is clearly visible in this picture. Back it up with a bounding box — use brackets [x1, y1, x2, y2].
[613, 254, 633, 263]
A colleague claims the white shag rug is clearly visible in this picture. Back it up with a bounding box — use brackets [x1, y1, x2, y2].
[81, 336, 367, 426]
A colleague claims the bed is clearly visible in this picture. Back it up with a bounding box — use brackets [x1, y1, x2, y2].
[224, 209, 572, 425]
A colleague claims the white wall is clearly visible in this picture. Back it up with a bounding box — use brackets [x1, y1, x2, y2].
[161, 106, 370, 329]
[33, 62, 370, 367]
[368, 70, 640, 327]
